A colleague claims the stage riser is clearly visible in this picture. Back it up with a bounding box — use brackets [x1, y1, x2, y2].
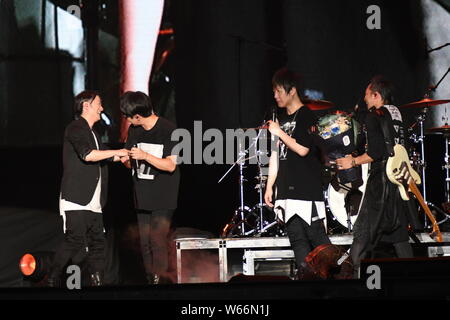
[176, 233, 450, 283]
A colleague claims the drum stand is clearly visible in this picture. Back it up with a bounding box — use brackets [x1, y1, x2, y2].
[219, 131, 264, 237]
[410, 108, 431, 228]
[252, 158, 284, 236]
[431, 132, 450, 225]
[410, 109, 450, 227]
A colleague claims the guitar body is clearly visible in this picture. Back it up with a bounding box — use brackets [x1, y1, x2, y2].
[386, 144, 421, 201]
[386, 144, 443, 242]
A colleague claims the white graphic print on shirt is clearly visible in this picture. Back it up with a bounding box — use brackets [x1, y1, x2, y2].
[133, 142, 164, 180]
[279, 120, 296, 160]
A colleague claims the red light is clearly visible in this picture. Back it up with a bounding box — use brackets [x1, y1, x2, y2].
[19, 254, 36, 276]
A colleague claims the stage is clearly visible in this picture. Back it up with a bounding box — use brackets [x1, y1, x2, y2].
[176, 233, 450, 283]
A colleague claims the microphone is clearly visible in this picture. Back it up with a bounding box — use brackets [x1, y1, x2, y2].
[272, 106, 277, 122]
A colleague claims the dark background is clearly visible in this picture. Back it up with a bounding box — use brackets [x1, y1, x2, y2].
[1, 0, 449, 286]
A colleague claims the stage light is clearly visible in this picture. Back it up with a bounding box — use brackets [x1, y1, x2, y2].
[19, 254, 36, 276]
[19, 252, 54, 282]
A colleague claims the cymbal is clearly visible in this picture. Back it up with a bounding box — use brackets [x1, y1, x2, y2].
[305, 99, 335, 111]
[400, 98, 450, 109]
[426, 125, 450, 135]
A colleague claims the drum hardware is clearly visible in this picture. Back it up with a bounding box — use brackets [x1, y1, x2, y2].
[403, 67, 450, 225]
[219, 128, 285, 237]
[402, 92, 450, 227]
[219, 130, 263, 237]
[404, 106, 430, 226]
[425, 125, 450, 225]
[326, 163, 369, 233]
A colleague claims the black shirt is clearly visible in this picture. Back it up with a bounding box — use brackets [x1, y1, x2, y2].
[276, 106, 324, 201]
[366, 105, 404, 162]
[125, 117, 180, 210]
[60, 117, 109, 207]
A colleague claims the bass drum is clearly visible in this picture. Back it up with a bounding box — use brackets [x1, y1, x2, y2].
[327, 163, 369, 230]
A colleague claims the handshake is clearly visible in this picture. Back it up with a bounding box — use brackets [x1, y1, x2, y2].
[113, 146, 148, 164]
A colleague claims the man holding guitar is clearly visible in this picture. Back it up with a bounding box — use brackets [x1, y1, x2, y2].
[336, 76, 420, 277]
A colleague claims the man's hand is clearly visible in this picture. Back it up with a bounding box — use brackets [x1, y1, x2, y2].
[267, 120, 282, 137]
[116, 149, 129, 157]
[336, 154, 353, 170]
[129, 147, 148, 161]
[264, 188, 274, 208]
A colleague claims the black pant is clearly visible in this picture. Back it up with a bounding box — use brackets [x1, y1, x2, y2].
[50, 210, 106, 277]
[350, 207, 413, 272]
[285, 205, 331, 268]
[350, 164, 413, 273]
[137, 209, 173, 277]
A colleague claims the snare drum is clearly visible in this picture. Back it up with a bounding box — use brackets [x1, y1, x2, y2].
[326, 163, 368, 230]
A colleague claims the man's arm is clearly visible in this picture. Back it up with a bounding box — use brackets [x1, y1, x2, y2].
[84, 149, 129, 162]
[129, 147, 177, 172]
[264, 150, 278, 208]
[336, 153, 373, 170]
[267, 120, 309, 157]
[67, 124, 128, 162]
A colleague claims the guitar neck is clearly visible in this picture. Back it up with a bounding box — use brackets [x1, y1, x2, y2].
[408, 180, 443, 243]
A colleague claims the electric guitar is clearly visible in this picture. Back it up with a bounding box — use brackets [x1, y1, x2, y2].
[386, 144, 443, 242]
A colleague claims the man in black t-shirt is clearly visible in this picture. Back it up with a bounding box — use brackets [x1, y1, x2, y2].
[336, 76, 417, 277]
[264, 68, 331, 278]
[120, 91, 180, 284]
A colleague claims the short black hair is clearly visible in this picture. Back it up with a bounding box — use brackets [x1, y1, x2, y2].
[272, 67, 302, 95]
[73, 90, 100, 119]
[120, 91, 153, 118]
[368, 75, 394, 105]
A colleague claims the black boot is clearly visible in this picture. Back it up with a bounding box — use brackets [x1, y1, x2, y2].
[90, 272, 103, 286]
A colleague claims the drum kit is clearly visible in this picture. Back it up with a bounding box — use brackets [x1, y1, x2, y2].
[220, 96, 450, 238]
